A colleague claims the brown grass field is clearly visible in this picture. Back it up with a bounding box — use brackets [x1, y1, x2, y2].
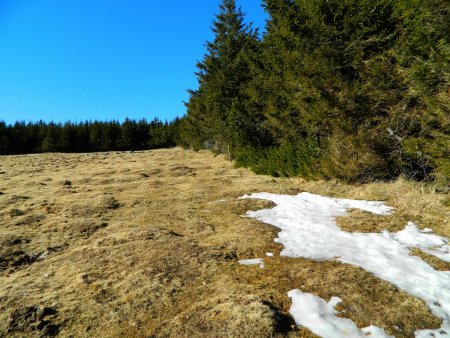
[0, 148, 449, 337]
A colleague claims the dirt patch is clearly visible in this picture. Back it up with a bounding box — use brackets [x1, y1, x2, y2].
[0, 250, 44, 273]
[7, 305, 59, 337]
[3, 236, 31, 246]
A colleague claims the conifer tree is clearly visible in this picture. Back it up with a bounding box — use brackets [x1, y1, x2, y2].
[183, 0, 259, 159]
[41, 123, 61, 152]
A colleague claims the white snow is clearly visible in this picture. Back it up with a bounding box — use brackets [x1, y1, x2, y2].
[266, 252, 274, 257]
[287, 289, 393, 338]
[208, 199, 227, 204]
[387, 222, 450, 262]
[239, 258, 264, 268]
[363, 326, 397, 338]
[241, 192, 450, 337]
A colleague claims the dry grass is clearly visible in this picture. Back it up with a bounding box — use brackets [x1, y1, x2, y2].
[0, 148, 448, 337]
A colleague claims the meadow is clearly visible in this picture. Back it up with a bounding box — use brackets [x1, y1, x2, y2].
[0, 148, 449, 337]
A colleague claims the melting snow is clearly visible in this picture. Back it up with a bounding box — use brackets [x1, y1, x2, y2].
[288, 289, 394, 338]
[239, 258, 264, 268]
[241, 192, 450, 338]
[387, 222, 450, 262]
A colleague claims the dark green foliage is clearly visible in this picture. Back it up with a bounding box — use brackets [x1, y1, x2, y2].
[390, 0, 450, 183]
[0, 118, 180, 155]
[182, 0, 263, 158]
[182, 0, 449, 183]
[235, 139, 322, 178]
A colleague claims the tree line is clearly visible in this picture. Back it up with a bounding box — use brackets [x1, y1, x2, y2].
[0, 118, 180, 155]
[180, 0, 449, 183]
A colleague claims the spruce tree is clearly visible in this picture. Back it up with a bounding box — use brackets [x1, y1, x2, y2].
[41, 123, 61, 152]
[183, 0, 259, 159]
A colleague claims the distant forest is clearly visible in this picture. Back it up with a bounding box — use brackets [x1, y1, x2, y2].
[0, 118, 180, 154]
[2, 0, 449, 184]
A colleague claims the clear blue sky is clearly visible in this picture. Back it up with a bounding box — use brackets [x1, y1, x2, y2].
[0, 0, 267, 125]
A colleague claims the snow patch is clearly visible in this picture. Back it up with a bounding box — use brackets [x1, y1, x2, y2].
[387, 222, 450, 262]
[266, 252, 274, 257]
[208, 199, 227, 204]
[241, 192, 450, 337]
[239, 258, 264, 268]
[288, 289, 393, 338]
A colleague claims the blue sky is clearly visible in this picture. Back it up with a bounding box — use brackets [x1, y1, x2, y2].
[0, 0, 267, 124]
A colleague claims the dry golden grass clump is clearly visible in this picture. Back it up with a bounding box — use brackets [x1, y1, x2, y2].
[0, 148, 448, 337]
